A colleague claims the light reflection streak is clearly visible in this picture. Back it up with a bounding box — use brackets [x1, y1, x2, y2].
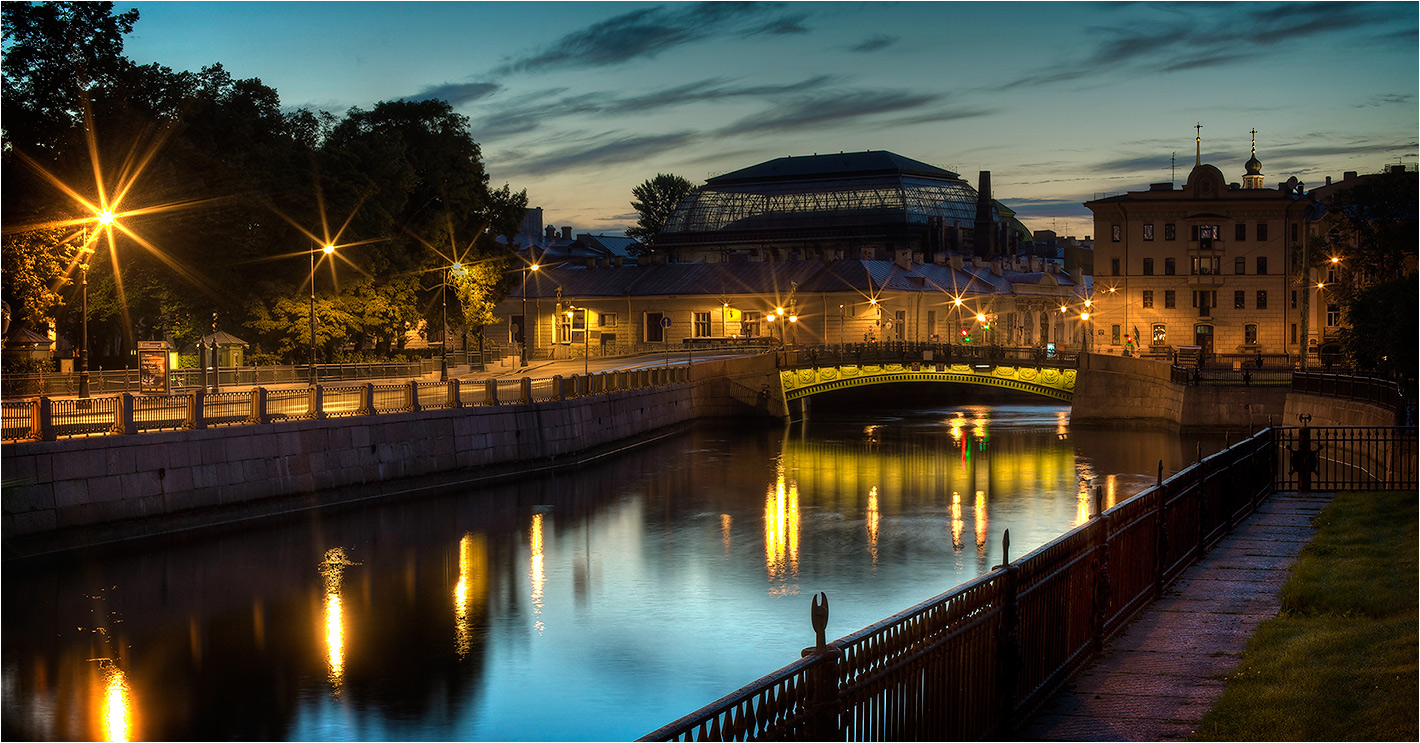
[866, 486, 880, 567]
[951, 491, 964, 550]
[101, 664, 131, 743]
[763, 474, 800, 595]
[454, 533, 487, 659]
[1106, 475, 1117, 509]
[318, 548, 354, 695]
[974, 491, 988, 552]
[720, 514, 733, 557]
[530, 514, 546, 634]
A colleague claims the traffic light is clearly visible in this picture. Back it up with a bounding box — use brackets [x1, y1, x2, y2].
[960, 328, 972, 343]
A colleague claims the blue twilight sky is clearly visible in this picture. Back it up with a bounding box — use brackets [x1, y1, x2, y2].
[119, 1, 1418, 238]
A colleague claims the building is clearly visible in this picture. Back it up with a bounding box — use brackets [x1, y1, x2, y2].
[656, 151, 1031, 264]
[1085, 137, 1313, 360]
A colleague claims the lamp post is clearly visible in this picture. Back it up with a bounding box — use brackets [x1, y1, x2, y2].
[521, 264, 539, 366]
[441, 262, 463, 382]
[310, 243, 334, 384]
[77, 211, 115, 398]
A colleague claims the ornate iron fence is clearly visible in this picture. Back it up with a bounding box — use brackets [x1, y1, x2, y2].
[640, 425, 1410, 742]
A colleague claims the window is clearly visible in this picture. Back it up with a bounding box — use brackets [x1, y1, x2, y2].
[1143, 257, 1154, 275]
[1193, 290, 1215, 315]
[927, 310, 937, 340]
[1191, 225, 1220, 240]
[1291, 224, 1299, 242]
[1142, 290, 1154, 308]
[1191, 256, 1220, 275]
[694, 311, 712, 338]
[1291, 290, 1297, 309]
[1291, 323, 1298, 344]
[1164, 257, 1175, 275]
[1152, 324, 1167, 345]
[1111, 224, 1121, 242]
[1256, 257, 1267, 275]
[1234, 290, 1246, 309]
[1143, 223, 1155, 241]
[1235, 223, 1247, 241]
[1111, 324, 1121, 344]
[1256, 223, 1268, 241]
[1165, 290, 1176, 309]
[1235, 257, 1246, 274]
[1256, 291, 1267, 310]
[1111, 258, 1121, 276]
[599, 312, 618, 328]
[741, 310, 761, 337]
[562, 309, 586, 343]
[1245, 324, 1258, 344]
[1326, 303, 1341, 327]
[1164, 223, 1176, 241]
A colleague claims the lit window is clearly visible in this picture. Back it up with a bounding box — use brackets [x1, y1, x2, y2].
[1256, 291, 1267, 310]
[694, 311, 712, 338]
[1235, 290, 1246, 309]
[1245, 324, 1257, 344]
[1142, 290, 1154, 308]
[1143, 224, 1154, 241]
[1164, 223, 1176, 241]
[1112, 225, 1121, 242]
[1152, 323, 1166, 344]
[1326, 304, 1341, 327]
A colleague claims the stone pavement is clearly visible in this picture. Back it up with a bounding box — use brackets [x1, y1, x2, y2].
[1018, 491, 1333, 741]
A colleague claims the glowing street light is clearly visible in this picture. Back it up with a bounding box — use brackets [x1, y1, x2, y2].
[310, 243, 335, 384]
[521, 263, 540, 367]
[77, 210, 117, 398]
[441, 261, 466, 381]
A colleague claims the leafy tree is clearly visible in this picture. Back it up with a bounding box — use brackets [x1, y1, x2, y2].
[627, 173, 696, 255]
[452, 257, 507, 356]
[1, 224, 71, 331]
[1336, 278, 1417, 381]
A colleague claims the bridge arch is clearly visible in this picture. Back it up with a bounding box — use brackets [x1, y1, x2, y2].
[780, 363, 1075, 402]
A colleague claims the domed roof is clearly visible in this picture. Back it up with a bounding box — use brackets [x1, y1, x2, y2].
[1245, 152, 1263, 175]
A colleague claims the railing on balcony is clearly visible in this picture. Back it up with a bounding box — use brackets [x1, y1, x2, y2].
[640, 425, 1415, 742]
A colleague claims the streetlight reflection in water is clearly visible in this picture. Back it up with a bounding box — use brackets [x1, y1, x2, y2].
[100, 664, 131, 743]
[318, 547, 354, 695]
[763, 474, 800, 595]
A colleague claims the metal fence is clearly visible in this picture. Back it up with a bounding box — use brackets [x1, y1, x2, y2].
[2, 366, 693, 443]
[640, 425, 1414, 742]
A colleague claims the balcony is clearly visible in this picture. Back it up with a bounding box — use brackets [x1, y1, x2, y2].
[1187, 271, 1225, 288]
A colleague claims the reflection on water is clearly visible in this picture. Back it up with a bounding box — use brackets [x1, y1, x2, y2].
[3, 402, 1227, 741]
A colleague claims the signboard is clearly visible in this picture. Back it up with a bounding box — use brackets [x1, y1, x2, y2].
[660, 316, 672, 329]
[138, 341, 170, 394]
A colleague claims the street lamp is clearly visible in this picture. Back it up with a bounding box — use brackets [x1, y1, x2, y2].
[310, 243, 335, 384]
[521, 263, 540, 366]
[75, 210, 115, 398]
[441, 262, 465, 382]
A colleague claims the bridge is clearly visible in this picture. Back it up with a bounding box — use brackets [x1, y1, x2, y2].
[776, 344, 1079, 403]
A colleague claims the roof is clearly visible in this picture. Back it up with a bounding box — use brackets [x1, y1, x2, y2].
[707, 150, 962, 186]
[200, 331, 249, 347]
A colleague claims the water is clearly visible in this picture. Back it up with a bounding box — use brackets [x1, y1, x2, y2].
[2, 397, 1224, 741]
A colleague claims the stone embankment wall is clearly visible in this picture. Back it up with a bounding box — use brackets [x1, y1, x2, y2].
[1071, 353, 1398, 430]
[2, 354, 785, 547]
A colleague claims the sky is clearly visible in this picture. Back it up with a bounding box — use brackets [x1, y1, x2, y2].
[118, 1, 1418, 239]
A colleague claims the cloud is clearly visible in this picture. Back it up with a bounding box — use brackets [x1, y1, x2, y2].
[408, 80, 501, 106]
[715, 89, 944, 137]
[497, 131, 702, 176]
[998, 2, 1402, 90]
[849, 34, 898, 53]
[1354, 93, 1414, 108]
[493, 2, 811, 76]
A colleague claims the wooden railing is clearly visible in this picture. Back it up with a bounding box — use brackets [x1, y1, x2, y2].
[640, 425, 1416, 741]
[1, 367, 691, 443]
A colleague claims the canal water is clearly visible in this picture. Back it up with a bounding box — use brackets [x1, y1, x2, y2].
[2, 392, 1226, 741]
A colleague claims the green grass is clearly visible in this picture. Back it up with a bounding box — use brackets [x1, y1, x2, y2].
[1191, 491, 1418, 742]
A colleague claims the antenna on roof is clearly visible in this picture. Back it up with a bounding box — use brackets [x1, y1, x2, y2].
[1171, 152, 1176, 183]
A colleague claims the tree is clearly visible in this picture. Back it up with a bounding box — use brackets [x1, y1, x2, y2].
[626, 173, 696, 255]
[1, 224, 71, 332]
[451, 257, 506, 357]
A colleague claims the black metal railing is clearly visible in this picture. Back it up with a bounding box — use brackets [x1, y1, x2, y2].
[640, 425, 1415, 742]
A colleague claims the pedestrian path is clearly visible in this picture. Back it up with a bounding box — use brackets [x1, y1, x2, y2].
[1018, 491, 1333, 741]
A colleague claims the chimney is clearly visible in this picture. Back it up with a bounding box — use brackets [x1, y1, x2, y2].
[1029, 256, 1041, 272]
[974, 171, 995, 258]
[990, 258, 1003, 276]
[545, 225, 557, 240]
[950, 255, 964, 270]
[1325, 176, 1332, 186]
[1343, 171, 1357, 181]
[894, 248, 912, 270]
[562, 226, 573, 240]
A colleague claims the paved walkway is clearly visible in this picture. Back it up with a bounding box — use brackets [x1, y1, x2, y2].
[1018, 491, 1334, 741]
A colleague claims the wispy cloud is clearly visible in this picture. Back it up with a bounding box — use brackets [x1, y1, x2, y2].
[492, 2, 810, 76]
[1354, 93, 1414, 108]
[999, 2, 1401, 90]
[849, 34, 898, 53]
[498, 131, 701, 176]
[715, 89, 944, 137]
[408, 80, 501, 106]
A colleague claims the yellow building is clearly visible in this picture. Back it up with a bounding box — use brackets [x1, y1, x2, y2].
[1086, 138, 1312, 361]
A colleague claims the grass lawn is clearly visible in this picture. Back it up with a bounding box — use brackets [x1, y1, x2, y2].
[1192, 490, 1418, 741]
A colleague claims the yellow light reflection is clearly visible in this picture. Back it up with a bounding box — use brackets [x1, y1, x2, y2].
[318, 548, 353, 695]
[1106, 475, 1118, 509]
[1074, 489, 1091, 526]
[531, 513, 546, 634]
[455, 532, 488, 659]
[1056, 410, 1069, 438]
[974, 491, 988, 550]
[866, 486, 880, 567]
[721, 514, 733, 557]
[951, 491, 964, 549]
[763, 475, 801, 595]
[101, 664, 131, 742]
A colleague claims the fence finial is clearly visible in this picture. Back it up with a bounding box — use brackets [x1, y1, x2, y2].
[806, 592, 831, 653]
[1001, 529, 1011, 567]
[1157, 459, 1164, 486]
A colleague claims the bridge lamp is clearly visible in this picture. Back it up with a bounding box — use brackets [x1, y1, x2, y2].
[1059, 305, 1068, 313]
[1084, 298, 1092, 308]
[953, 297, 964, 308]
[975, 312, 986, 323]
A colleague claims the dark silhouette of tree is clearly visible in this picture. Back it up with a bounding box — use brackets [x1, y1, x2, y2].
[626, 173, 696, 256]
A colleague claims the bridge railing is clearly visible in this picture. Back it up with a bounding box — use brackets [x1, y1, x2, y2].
[779, 343, 1078, 370]
[1, 367, 693, 444]
[640, 425, 1415, 741]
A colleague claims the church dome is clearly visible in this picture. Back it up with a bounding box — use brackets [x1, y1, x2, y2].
[1245, 153, 1263, 176]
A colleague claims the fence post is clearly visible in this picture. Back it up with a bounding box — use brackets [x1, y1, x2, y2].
[245, 388, 268, 425]
[486, 378, 499, 406]
[407, 380, 422, 413]
[110, 392, 136, 435]
[183, 389, 206, 430]
[28, 397, 54, 442]
[358, 383, 375, 416]
[1092, 486, 1111, 655]
[448, 379, 461, 409]
[799, 592, 843, 741]
[551, 375, 563, 402]
[308, 384, 325, 420]
[995, 529, 1021, 739]
[520, 377, 532, 404]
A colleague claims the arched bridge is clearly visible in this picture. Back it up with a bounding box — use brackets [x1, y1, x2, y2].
[777, 344, 1079, 402]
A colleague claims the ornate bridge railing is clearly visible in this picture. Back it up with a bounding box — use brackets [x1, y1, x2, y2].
[776, 344, 1079, 402]
[639, 425, 1417, 742]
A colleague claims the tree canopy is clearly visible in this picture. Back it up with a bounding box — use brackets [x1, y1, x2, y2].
[626, 173, 696, 255]
[1, 1, 528, 364]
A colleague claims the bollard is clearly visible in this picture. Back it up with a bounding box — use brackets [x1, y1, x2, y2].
[308, 384, 325, 420]
[448, 379, 461, 409]
[800, 592, 843, 741]
[358, 382, 375, 416]
[111, 392, 136, 435]
[183, 389, 206, 430]
[551, 375, 563, 402]
[28, 397, 54, 442]
[246, 387, 269, 425]
[406, 380, 421, 413]
[485, 378, 499, 406]
[520, 377, 532, 404]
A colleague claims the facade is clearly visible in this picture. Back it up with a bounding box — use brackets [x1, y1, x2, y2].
[657, 151, 1029, 264]
[1086, 148, 1312, 359]
[494, 254, 1090, 360]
